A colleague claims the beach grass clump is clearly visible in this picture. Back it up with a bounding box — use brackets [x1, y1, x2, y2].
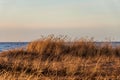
[27, 36, 66, 56]
[0, 36, 120, 79]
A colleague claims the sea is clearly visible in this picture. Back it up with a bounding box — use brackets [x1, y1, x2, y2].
[0, 42, 28, 52]
[0, 42, 120, 52]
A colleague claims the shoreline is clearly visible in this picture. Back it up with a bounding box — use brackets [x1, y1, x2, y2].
[0, 41, 120, 53]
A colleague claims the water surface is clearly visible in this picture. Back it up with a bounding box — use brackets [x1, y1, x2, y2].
[0, 42, 28, 52]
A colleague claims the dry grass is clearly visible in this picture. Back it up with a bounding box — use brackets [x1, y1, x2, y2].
[0, 36, 120, 80]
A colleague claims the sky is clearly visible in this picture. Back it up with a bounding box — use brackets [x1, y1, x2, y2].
[0, 0, 120, 42]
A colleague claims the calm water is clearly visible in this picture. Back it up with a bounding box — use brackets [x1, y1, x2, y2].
[0, 42, 120, 52]
[0, 42, 28, 52]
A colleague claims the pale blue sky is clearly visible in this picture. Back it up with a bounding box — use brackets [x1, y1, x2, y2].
[0, 0, 120, 41]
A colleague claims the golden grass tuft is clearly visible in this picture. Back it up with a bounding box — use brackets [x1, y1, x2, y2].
[0, 36, 120, 80]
